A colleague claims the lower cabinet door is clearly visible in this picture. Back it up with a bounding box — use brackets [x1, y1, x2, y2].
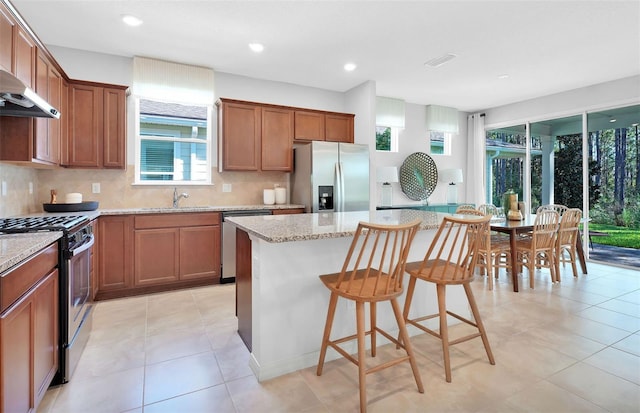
[33, 270, 59, 405]
[1, 295, 32, 413]
[134, 228, 180, 286]
[179, 225, 220, 281]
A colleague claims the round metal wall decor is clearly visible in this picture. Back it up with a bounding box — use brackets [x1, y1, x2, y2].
[399, 152, 438, 201]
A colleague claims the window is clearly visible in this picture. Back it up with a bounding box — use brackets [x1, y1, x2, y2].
[132, 56, 215, 185]
[376, 125, 399, 152]
[136, 98, 212, 183]
[429, 131, 452, 155]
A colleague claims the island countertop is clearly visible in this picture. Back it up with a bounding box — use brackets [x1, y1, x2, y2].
[225, 209, 445, 243]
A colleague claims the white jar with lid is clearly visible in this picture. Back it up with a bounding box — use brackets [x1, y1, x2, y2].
[263, 189, 275, 205]
[274, 187, 286, 204]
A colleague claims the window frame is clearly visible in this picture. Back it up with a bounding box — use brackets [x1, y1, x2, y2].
[375, 125, 400, 152]
[133, 97, 213, 186]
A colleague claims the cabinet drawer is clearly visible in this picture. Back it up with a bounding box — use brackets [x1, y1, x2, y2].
[0, 243, 58, 313]
[134, 212, 221, 229]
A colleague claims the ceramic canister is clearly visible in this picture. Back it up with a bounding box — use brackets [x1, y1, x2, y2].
[274, 187, 286, 204]
[263, 189, 275, 205]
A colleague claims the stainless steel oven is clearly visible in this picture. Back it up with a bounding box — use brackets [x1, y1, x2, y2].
[0, 215, 94, 384]
[63, 224, 94, 381]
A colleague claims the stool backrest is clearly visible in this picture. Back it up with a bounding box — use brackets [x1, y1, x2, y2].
[455, 204, 476, 213]
[414, 215, 491, 283]
[478, 204, 499, 216]
[335, 219, 422, 298]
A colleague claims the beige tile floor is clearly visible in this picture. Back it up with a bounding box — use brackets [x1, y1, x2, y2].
[38, 261, 640, 413]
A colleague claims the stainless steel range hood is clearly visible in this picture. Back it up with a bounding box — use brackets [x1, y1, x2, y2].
[0, 69, 60, 119]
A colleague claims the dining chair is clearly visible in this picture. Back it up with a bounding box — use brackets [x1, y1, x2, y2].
[316, 219, 424, 413]
[537, 204, 568, 216]
[469, 205, 510, 290]
[478, 204, 499, 216]
[515, 210, 560, 287]
[455, 204, 476, 213]
[555, 208, 582, 280]
[401, 215, 495, 382]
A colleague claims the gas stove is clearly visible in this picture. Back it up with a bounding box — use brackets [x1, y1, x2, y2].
[0, 215, 89, 234]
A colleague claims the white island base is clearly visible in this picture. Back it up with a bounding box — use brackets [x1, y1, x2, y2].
[234, 215, 471, 382]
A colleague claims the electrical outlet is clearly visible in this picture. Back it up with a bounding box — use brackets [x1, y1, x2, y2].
[1, 181, 6, 196]
[29, 182, 33, 194]
[92, 183, 101, 194]
[222, 183, 232, 193]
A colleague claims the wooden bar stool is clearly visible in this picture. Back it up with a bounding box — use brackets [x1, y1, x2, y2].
[316, 219, 424, 413]
[402, 215, 495, 383]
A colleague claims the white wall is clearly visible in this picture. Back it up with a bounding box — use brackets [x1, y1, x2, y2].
[372, 102, 469, 206]
[484, 75, 640, 128]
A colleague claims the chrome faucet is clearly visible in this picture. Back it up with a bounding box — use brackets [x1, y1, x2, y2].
[173, 187, 189, 208]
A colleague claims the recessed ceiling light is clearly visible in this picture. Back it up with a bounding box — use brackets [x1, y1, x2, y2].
[424, 53, 457, 68]
[249, 43, 264, 53]
[498, 74, 509, 79]
[609, 118, 617, 123]
[344, 63, 357, 72]
[122, 14, 143, 27]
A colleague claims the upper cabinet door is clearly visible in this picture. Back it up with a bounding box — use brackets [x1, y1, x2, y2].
[13, 25, 35, 88]
[67, 83, 103, 167]
[294, 110, 325, 141]
[325, 113, 354, 143]
[0, 2, 14, 73]
[261, 107, 293, 172]
[220, 100, 261, 171]
[102, 87, 126, 168]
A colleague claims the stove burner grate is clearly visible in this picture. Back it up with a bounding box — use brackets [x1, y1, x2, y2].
[0, 215, 89, 233]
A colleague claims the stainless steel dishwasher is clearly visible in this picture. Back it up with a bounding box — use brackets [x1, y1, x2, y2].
[221, 209, 272, 283]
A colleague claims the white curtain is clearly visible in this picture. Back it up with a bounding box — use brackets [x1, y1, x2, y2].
[466, 113, 486, 206]
[133, 56, 214, 104]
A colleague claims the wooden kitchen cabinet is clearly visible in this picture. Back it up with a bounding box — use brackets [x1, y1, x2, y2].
[219, 100, 261, 171]
[97, 215, 134, 296]
[294, 110, 354, 143]
[218, 99, 294, 172]
[96, 212, 220, 300]
[261, 106, 293, 171]
[0, 50, 61, 166]
[134, 212, 221, 286]
[13, 24, 35, 89]
[325, 113, 354, 143]
[65, 81, 127, 169]
[0, 243, 59, 413]
[294, 110, 325, 141]
[0, 1, 15, 73]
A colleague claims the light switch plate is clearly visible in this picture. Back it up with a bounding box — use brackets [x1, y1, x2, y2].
[29, 182, 33, 194]
[222, 183, 232, 193]
[92, 183, 101, 193]
[1, 181, 6, 196]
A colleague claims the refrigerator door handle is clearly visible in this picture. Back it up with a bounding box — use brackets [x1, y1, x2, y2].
[337, 161, 345, 212]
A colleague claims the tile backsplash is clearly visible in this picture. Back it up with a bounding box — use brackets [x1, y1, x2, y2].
[1, 163, 290, 216]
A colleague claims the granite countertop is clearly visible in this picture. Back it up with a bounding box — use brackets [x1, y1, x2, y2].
[98, 204, 305, 215]
[225, 209, 446, 243]
[0, 232, 62, 274]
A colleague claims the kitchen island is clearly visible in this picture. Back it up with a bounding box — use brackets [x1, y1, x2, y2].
[226, 209, 472, 381]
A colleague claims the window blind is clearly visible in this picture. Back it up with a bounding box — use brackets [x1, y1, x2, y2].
[376, 97, 405, 129]
[133, 57, 214, 105]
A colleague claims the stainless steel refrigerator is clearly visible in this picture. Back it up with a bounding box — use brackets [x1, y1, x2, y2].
[291, 141, 370, 212]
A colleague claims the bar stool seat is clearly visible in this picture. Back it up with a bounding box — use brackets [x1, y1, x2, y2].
[316, 219, 424, 413]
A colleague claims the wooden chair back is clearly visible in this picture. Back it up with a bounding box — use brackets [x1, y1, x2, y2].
[537, 204, 568, 216]
[334, 219, 422, 299]
[455, 204, 476, 213]
[412, 215, 491, 284]
[557, 208, 581, 247]
[532, 210, 560, 249]
[478, 204, 499, 216]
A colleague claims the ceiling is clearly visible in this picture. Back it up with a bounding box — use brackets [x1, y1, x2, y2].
[10, 0, 640, 112]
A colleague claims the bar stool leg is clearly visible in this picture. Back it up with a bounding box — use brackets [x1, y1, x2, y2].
[370, 302, 377, 357]
[391, 297, 424, 393]
[317, 292, 339, 376]
[463, 283, 495, 365]
[436, 284, 452, 383]
[356, 301, 367, 413]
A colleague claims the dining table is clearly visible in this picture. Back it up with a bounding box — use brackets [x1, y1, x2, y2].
[490, 215, 588, 292]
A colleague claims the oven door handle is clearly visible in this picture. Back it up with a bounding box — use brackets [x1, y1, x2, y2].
[67, 234, 95, 258]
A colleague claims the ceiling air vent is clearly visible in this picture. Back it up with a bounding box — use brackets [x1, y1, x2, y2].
[424, 53, 457, 68]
